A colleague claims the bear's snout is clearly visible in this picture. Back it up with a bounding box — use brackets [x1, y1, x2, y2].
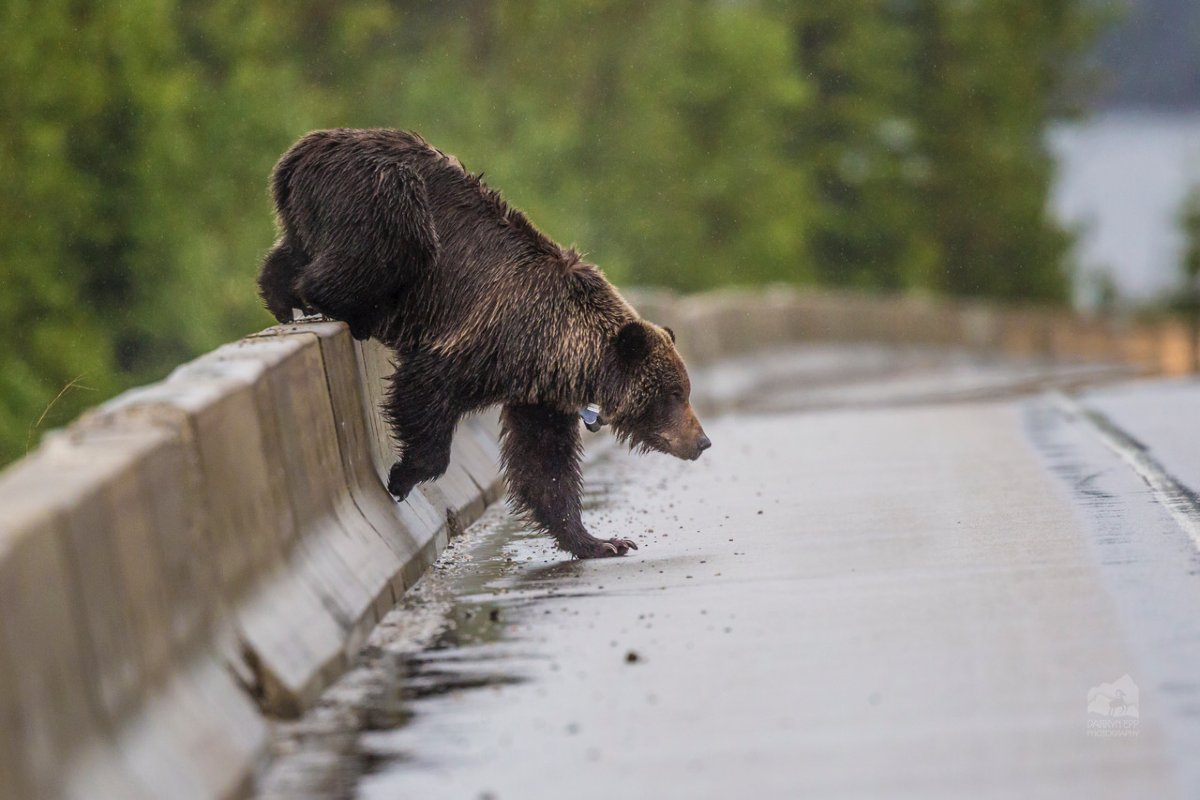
[662, 404, 710, 461]
[682, 430, 710, 460]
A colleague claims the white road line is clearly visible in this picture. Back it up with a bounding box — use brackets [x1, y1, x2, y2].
[1053, 391, 1200, 553]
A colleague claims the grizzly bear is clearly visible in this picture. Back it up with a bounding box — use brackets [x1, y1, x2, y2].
[258, 129, 710, 558]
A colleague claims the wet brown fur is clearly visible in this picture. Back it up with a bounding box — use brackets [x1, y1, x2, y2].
[258, 129, 709, 558]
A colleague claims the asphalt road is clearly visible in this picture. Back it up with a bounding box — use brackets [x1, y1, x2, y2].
[258, 347, 1200, 800]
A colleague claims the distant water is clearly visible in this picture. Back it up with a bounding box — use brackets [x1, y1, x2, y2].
[1049, 111, 1200, 307]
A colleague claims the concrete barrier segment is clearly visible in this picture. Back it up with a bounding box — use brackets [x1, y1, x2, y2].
[280, 323, 501, 593]
[344, 331, 466, 590]
[295, 324, 426, 591]
[19, 431, 179, 737]
[0, 444, 167, 799]
[40, 406, 268, 798]
[99, 346, 351, 717]
[450, 420, 504, 505]
[246, 324, 505, 675]
[673, 297, 725, 366]
[957, 302, 1002, 352]
[756, 287, 807, 346]
[268, 325, 479, 584]
[416, 460, 485, 529]
[223, 333, 399, 687]
[342, 329, 496, 543]
[636, 286, 1194, 379]
[108, 651, 265, 800]
[351, 338, 400, 482]
[0, 466, 103, 799]
[1157, 320, 1194, 375]
[100, 374, 274, 603]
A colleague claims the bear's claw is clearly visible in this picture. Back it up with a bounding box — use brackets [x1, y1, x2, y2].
[576, 537, 638, 559]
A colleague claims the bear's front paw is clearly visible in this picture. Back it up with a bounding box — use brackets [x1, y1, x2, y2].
[574, 537, 639, 559]
[387, 462, 416, 501]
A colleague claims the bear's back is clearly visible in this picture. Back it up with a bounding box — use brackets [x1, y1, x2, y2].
[273, 128, 625, 353]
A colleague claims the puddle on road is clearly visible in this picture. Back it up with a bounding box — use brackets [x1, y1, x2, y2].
[349, 464, 634, 787]
[255, 466, 644, 799]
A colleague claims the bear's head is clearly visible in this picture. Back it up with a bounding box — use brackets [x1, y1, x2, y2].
[601, 320, 711, 461]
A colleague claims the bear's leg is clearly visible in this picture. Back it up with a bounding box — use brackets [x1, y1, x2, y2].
[501, 403, 638, 559]
[294, 252, 381, 341]
[258, 236, 311, 323]
[383, 353, 459, 500]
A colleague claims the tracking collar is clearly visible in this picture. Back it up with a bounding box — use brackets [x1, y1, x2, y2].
[580, 403, 606, 432]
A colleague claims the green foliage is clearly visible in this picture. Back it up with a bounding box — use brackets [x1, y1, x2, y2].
[774, 1, 1102, 300]
[903, 0, 1103, 302]
[0, 0, 1103, 463]
[0, 0, 310, 461]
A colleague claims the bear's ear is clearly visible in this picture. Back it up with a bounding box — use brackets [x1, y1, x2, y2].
[663, 326, 676, 343]
[614, 320, 652, 363]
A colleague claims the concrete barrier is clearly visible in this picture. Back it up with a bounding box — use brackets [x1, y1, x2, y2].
[0, 415, 265, 800]
[0, 287, 1193, 799]
[628, 286, 1195, 377]
[0, 322, 504, 798]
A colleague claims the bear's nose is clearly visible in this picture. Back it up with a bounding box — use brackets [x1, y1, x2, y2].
[696, 435, 712, 453]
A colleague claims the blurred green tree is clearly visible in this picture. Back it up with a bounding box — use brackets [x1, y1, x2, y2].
[345, 0, 815, 290]
[0, 0, 322, 461]
[902, 0, 1102, 301]
[774, 2, 929, 291]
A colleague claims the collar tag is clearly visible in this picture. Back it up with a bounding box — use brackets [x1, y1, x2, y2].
[580, 403, 604, 432]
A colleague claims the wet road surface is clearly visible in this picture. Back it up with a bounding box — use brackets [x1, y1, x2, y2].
[257, 347, 1200, 800]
